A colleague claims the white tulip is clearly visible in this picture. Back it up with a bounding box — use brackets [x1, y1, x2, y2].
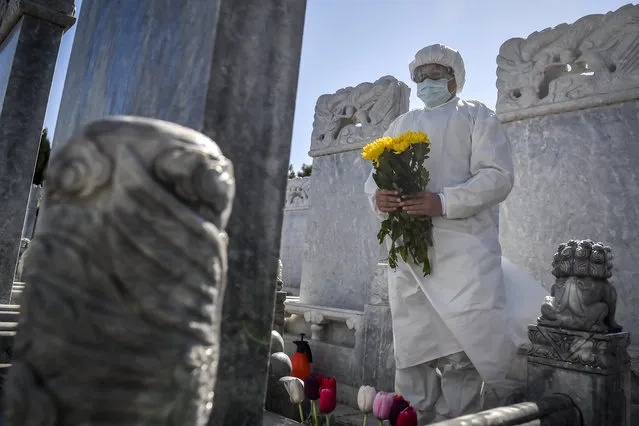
[357, 385, 376, 413]
[279, 376, 305, 405]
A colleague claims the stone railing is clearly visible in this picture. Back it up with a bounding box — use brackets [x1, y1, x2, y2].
[284, 298, 362, 341]
[432, 394, 581, 426]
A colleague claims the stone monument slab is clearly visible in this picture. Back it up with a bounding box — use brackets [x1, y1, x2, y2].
[51, 1, 306, 424]
[280, 178, 310, 295]
[0, 1, 76, 302]
[495, 5, 639, 407]
[299, 76, 410, 311]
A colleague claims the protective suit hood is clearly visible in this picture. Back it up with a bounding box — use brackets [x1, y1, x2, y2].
[409, 44, 466, 94]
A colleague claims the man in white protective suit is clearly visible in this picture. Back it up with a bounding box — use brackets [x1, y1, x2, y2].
[364, 44, 519, 423]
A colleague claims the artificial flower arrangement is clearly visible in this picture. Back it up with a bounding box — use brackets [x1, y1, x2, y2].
[281, 377, 418, 426]
[361, 131, 434, 276]
[280, 374, 337, 425]
[358, 387, 417, 426]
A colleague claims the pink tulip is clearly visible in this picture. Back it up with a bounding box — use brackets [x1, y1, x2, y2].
[372, 391, 394, 419]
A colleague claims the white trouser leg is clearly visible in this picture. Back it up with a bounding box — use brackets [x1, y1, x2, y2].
[435, 352, 484, 418]
[394, 352, 484, 424]
[395, 361, 447, 425]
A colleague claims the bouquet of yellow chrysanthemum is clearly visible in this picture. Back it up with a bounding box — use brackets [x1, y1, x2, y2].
[362, 131, 433, 276]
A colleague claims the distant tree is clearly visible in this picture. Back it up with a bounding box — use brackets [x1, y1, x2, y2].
[296, 163, 312, 178]
[287, 163, 313, 179]
[33, 128, 51, 186]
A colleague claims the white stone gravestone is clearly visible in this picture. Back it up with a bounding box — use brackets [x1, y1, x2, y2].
[495, 3, 639, 416]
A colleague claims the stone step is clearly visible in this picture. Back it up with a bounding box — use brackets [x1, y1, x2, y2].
[0, 304, 20, 311]
[0, 322, 18, 331]
[0, 311, 19, 322]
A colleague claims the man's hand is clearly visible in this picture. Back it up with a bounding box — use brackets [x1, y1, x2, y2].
[375, 189, 401, 213]
[399, 192, 443, 217]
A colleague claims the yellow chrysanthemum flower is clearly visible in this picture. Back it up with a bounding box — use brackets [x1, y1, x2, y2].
[361, 131, 430, 165]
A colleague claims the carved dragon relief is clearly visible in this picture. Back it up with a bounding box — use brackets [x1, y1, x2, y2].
[285, 177, 310, 210]
[309, 75, 410, 157]
[496, 3, 639, 122]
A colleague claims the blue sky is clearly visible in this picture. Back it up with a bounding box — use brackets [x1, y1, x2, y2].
[43, 0, 632, 170]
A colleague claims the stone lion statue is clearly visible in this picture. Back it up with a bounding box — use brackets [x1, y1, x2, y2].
[538, 239, 621, 333]
[4, 116, 235, 426]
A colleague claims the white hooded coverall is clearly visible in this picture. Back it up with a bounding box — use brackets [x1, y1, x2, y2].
[364, 44, 527, 423]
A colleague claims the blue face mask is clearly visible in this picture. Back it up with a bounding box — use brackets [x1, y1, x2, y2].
[416, 79, 453, 109]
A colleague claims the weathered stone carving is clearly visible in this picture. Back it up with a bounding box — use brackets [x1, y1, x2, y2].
[496, 3, 639, 122]
[538, 239, 620, 333]
[308, 75, 410, 157]
[285, 177, 310, 210]
[528, 325, 630, 372]
[4, 116, 235, 426]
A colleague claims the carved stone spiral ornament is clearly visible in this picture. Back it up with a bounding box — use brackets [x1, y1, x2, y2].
[4, 116, 235, 426]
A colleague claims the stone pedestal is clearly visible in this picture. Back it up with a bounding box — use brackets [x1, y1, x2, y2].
[361, 259, 395, 392]
[0, 0, 75, 302]
[361, 304, 394, 392]
[51, 1, 306, 424]
[527, 325, 631, 426]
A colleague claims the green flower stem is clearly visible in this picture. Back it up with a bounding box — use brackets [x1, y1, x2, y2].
[298, 404, 304, 423]
[312, 400, 318, 426]
[363, 413, 368, 426]
[326, 414, 331, 426]
[379, 420, 384, 426]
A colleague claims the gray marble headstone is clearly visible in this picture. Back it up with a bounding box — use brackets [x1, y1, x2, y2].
[51, 1, 306, 424]
[0, 1, 76, 302]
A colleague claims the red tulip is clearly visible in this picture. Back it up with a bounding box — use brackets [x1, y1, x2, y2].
[321, 376, 337, 393]
[388, 395, 410, 426]
[396, 407, 418, 426]
[319, 387, 337, 414]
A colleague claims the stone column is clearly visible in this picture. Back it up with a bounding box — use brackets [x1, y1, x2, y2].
[361, 249, 395, 392]
[0, 0, 75, 302]
[527, 240, 631, 426]
[495, 5, 639, 412]
[50, 1, 306, 424]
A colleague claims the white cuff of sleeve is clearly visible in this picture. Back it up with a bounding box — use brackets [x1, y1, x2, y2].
[438, 193, 446, 217]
